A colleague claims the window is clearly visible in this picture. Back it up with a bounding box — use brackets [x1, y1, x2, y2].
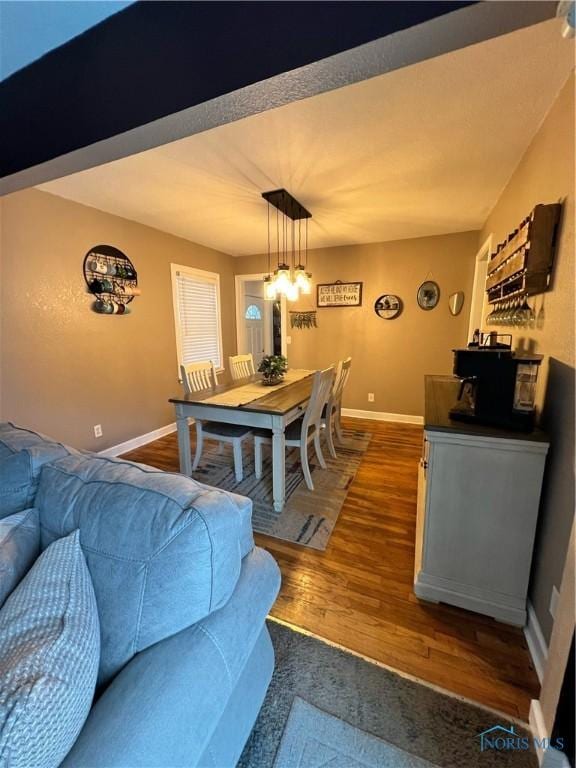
[171, 264, 223, 370]
[244, 304, 262, 320]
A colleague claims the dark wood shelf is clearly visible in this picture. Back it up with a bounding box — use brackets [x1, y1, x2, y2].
[485, 203, 561, 303]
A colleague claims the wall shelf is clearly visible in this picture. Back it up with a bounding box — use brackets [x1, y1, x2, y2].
[485, 203, 561, 304]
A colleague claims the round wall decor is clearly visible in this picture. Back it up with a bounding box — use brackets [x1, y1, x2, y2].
[374, 294, 403, 320]
[83, 244, 139, 315]
[417, 280, 440, 310]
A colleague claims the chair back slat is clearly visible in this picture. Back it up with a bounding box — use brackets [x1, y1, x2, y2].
[303, 367, 336, 431]
[332, 356, 352, 402]
[229, 353, 256, 381]
[180, 361, 218, 394]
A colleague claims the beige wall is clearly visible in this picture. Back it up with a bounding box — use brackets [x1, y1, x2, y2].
[480, 75, 575, 644]
[0, 188, 237, 451]
[236, 231, 478, 417]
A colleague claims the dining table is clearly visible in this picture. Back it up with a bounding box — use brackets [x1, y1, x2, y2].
[169, 369, 314, 512]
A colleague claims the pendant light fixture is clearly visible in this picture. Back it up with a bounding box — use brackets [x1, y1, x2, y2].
[262, 189, 312, 301]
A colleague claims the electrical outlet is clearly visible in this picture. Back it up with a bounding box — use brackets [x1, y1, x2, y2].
[93, 424, 103, 438]
[368, 393, 375, 403]
[549, 585, 560, 619]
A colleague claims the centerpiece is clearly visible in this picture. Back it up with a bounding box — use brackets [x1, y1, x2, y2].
[258, 354, 288, 386]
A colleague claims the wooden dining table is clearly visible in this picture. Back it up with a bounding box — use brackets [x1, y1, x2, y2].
[169, 370, 314, 512]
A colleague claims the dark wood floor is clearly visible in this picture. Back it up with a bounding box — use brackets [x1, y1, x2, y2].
[122, 418, 539, 720]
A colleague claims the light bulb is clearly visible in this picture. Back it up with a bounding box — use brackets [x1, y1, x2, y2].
[285, 281, 299, 302]
[274, 265, 292, 294]
[264, 276, 276, 301]
[294, 266, 312, 294]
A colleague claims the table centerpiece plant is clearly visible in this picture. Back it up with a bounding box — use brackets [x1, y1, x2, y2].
[258, 354, 288, 386]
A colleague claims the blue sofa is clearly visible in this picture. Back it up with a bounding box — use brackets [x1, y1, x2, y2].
[0, 423, 281, 767]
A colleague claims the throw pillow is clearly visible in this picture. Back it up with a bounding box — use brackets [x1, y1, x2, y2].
[0, 508, 40, 608]
[0, 530, 100, 768]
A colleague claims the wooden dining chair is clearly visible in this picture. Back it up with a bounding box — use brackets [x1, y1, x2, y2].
[180, 360, 252, 482]
[322, 357, 352, 459]
[229, 353, 256, 381]
[254, 367, 336, 492]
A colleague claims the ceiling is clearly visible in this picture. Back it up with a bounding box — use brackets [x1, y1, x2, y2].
[39, 18, 574, 257]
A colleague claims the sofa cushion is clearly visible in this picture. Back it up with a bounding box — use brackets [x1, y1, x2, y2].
[61, 547, 280, 768]
[0, 508, 40, 608]
[0, 530, 100, 768]
[0, 423, 72, 516]
[35, 453, 249, 686]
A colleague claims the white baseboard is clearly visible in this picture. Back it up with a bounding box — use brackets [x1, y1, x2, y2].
[530, 699, 547, 765]
[98, 422, 178, 458]
[530, 699, 570, 767]
[342, 408, 423, 425]
[524, 600, 549, 684]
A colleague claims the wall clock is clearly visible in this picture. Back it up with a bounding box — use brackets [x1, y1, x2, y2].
[417, 280, 440, 310]
[374, 294, 403, 320]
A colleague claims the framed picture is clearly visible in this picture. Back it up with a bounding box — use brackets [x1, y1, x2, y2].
[317, 281, 363, 308]
[374, 294, 403, 320]
[417, 280, 440, 310]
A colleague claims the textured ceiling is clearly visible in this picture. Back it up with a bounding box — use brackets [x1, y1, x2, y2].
[39, 18, 574, 256]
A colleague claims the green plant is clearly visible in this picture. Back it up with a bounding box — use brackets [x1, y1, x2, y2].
[258, 354, 288, 382]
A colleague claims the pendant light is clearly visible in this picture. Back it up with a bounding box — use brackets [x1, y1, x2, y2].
[262, 189, 312, 302]
[294, 218, 312, 295]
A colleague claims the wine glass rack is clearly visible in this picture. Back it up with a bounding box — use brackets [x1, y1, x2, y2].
[485, 203, 561, 306]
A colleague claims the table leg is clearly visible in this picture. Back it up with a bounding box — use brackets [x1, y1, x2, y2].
[271, 416, 286, 513]
[175, 405, 192, 475]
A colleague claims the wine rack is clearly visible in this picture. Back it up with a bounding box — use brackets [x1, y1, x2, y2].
[485, 203, 561, 304]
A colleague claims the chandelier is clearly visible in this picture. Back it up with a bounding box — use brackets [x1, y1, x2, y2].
[262, 188, 312, 302]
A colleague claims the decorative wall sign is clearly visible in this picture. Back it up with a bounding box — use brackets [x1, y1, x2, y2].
[417, 280, 440, 310]
[449, 291, 465, 316]
[374, 294, 403, 320]
[317, 281, 362, 308]
[290, 310, 317, 329]
[83, 245, 139, 315]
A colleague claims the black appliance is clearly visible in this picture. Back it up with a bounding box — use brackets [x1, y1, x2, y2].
[450, 333, 542, 431]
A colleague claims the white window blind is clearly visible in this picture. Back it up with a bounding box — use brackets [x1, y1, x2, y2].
[171, 265, 223, 370]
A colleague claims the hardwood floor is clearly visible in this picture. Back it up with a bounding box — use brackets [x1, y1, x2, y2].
[122, 417, 539, 721]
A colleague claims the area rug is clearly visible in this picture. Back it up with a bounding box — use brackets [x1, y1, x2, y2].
[238, 620, 538, 768]
[274, 697, 439, 768]
[192, 427, 371, 550]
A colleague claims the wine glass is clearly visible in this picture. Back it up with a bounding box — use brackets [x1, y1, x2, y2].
[517, 295, 531, 327]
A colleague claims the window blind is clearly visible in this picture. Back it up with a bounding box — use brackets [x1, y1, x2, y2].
[173, 268, 222, 369]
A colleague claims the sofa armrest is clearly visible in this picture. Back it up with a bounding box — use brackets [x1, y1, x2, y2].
[62, 547, 280, 768]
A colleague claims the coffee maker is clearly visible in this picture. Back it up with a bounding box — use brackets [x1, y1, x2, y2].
[450, 332, 542, 431]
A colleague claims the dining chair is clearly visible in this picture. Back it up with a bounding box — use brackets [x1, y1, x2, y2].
[229, 353, 256, 380]
[254, 366, 336, 492]
[180, 360, 252, 482]
[322, 357, 352, 459]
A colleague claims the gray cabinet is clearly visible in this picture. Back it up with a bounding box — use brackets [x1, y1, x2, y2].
[414, 420, 549, 627]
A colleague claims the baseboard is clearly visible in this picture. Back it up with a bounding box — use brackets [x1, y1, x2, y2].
[342, 408, 423, 425]
[98, 422, 178, 458]
[524, 601, 549, 684]
[530, 699, 547, 765]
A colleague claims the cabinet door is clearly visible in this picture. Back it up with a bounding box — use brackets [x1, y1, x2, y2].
[424, 436, 545, 599]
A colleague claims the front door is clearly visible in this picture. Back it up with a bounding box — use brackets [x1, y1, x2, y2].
[243, 282, 266, 366]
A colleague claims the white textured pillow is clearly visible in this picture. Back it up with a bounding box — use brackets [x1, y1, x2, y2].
[0, 530, 100, 768]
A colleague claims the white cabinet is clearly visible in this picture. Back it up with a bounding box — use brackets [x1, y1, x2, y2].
[414, 426, 549, 626]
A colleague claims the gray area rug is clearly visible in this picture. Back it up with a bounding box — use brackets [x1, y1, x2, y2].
[238, 621, 538, 768]
[274, 697, 439, 768]
[192, 427, 371, 550]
